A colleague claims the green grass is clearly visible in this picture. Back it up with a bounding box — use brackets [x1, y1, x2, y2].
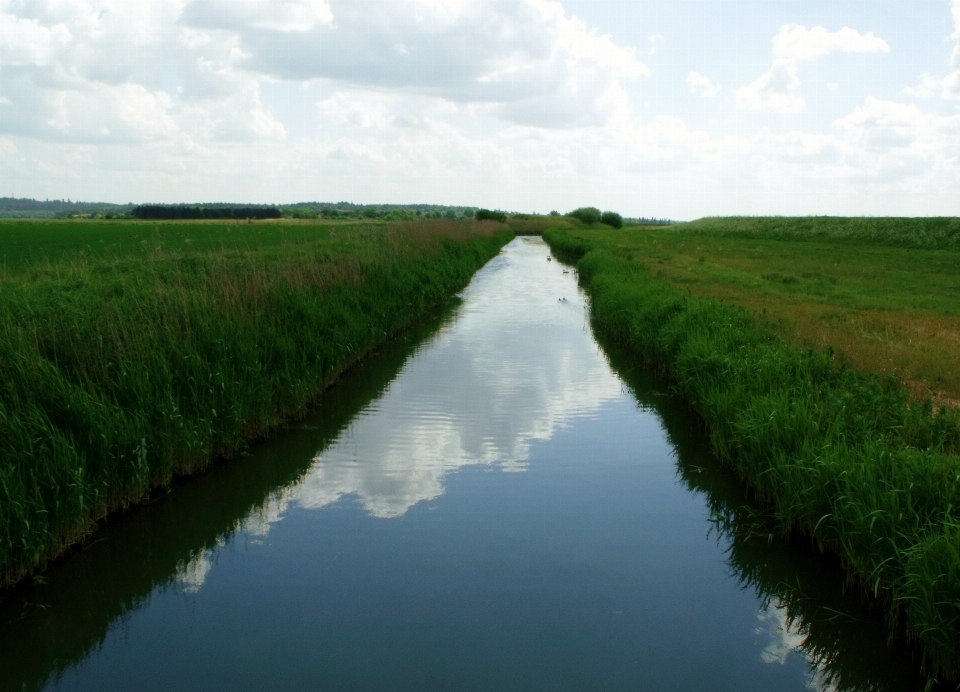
[544, 220, 960, 679]
[683, 216, 960, 250]
[0, 217, 512, 586]
[559, 220, 960, 403]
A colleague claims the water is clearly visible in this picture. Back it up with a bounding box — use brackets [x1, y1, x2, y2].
[0, 237, 928, 691]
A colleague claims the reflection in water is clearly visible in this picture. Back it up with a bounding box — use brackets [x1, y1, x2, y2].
[597, 333, 931, 691]
[244, 238, 621, 526]
[757, 603, 832, 692]
[0, 238, 937, 692]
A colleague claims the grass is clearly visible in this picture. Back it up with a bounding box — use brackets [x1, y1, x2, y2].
[559, 219, 960, 405]
[544, 219, 960, 679]
[0, 217, 513, 587]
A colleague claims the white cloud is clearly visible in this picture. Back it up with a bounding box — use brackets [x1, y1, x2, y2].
[182, 0, 648, 127]
[687, 71, 720, 98]
[772, 24, 889, 62]
[942, 0, 960, 98]
[904, 73, 941, 98]
[737, 59, 805, 113]
[648, 33, 663, 56]
[0, 12, 71, 66]
[903, 2, 960, 100]
[0, 0, 959, 216]
[738, 25, 889, 113]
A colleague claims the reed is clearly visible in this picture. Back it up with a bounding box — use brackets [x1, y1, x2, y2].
[544, 225, 960, 678]
[0, 218, 512, 586]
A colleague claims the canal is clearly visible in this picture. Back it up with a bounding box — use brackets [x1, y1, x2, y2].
[0, 237, 926, 691]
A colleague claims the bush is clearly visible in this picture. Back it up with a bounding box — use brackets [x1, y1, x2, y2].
[566, 207, 602, 225]
[475, 209, 507, 223]
[601, 211, 623, 229]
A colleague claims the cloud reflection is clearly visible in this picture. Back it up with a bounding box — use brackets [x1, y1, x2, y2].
[757, 602, 835, 692]
[264, 237, 619, 519]
[177, 237, 623, 590]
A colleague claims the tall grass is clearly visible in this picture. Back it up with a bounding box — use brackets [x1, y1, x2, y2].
[545, 227, 960, 678]
[682, 216, 960, 250]
[0, 219, 512, 586]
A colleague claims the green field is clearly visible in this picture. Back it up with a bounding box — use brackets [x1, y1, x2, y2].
[544, 218, 960, 678]
[0, 217, 512, 586]
[565, 218, 960, 404]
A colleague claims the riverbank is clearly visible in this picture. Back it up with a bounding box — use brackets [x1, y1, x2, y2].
[544, 222, 960, 679]
[556, 218, 960, 404]
[0, 218, 512, 586]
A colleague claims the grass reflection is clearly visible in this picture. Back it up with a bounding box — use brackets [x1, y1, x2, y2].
[595, 330, 935, 692]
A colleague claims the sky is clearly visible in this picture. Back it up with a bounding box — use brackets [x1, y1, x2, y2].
[1, 0, 959, 218]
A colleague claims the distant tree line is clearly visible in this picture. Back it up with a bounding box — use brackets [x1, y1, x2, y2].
[0, 197, 131, 219]
[282, 202, 481, 221]
[131, 205, 282, 220]
[475, 209, 507, 223]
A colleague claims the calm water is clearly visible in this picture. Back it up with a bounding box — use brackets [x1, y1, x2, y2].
[0, 237, 928, 691]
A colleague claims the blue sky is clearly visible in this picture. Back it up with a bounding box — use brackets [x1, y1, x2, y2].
[1, 0, 959, 218]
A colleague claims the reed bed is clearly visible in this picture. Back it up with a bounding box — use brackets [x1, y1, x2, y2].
[544, 225, 960, 679]
[0, 218, 512, 586]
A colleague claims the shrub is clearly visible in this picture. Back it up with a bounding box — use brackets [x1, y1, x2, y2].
[566, 207, 602, 225]
[601, 211, 623, 229]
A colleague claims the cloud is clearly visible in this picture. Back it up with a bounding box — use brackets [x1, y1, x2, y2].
[0, 0, 287, 148]
[902, 2, 960, 100]
[942, 0, 960, 98]
[687, 71, 721, 98]
[0, 11, 71, 66]
[647, 33, 663, 56]
[182, 0, 648, 127]
[738, 25, 889, 113]
[772, 24, 889, 62]
[904, 73, 942, 98]
[737, 59, 805, 113]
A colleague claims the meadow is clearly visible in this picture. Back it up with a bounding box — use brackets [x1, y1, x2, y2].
[0, 217, 512, 586]
[544, 217, 960, 679]
[566, 218, 960, 404]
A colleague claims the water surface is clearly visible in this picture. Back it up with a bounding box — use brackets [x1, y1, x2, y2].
[0, 237, 927, 691]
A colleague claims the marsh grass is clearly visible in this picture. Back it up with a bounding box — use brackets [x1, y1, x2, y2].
[544, 224, 960, 678]
[0, 218, 512, 586]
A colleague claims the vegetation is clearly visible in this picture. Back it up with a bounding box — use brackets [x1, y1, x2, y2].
[600, 211, 623, 229]
[683, 216, 960, 251]
[559, 220, 960, 404]
[475, 209, 507, 223]
[566, 207, 626, 229]
[0, 217, 512, 586]
[566, 207, 602, 225]
[0, 197, 132, 220]
[544, 220, 960, 678]
[131, 205, 282, 220]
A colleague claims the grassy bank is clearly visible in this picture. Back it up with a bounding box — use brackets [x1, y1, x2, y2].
[561, 219, 960, 405]
[0, 218, 512, 586]
[544, 221, 960, 679]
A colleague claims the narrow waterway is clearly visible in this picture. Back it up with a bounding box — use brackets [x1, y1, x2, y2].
[0, 237, 927, 691]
